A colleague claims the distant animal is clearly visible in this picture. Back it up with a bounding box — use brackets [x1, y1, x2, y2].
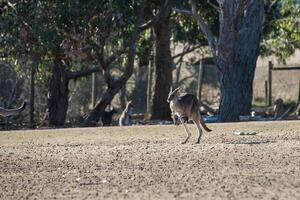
[167, 87, 212, 144]
[273, 98, 285, 119]
[0, 102, 26, 117]
[102, 108, 117, 126]
[119, 101, 133, 126]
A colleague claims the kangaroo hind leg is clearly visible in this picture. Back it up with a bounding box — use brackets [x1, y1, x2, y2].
[179, 117, 191, 144]
[192, 114, 203, 144]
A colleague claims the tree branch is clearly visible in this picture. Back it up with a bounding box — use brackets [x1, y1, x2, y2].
[97, 51, 115, 87]
[207, 0, 220, 12]
[139, 0, 170, 31]
[67, 66, 100, 80]
[172, 44, 202, 59]
[87, 40, 115, 87]
[106, 49, 126, 66]
[173, 8, 192, 15]
[187, 0, 217, 56]
[0, 1, 16, 11]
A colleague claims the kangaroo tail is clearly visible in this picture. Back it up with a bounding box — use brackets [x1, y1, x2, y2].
[199, 112, 212, 132]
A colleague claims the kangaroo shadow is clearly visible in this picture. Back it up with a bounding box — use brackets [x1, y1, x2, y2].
[225, 140, 275, 145]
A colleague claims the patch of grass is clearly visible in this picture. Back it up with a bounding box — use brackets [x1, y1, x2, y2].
[252, 97, 267, 107]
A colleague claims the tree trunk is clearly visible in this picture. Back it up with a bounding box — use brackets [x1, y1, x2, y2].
[120, 85, 126, 110]
[186, 0, 264, 122]
[151, 4, 172, 120]
[91, 72, 97, 107]
[217, 0, 264, 122]
[30, 62, 35, 126]
[219, 64, 254, 121]
[48, 54, 69, 126]
[146, 56, 154, 113]
[83, 84, 121, 127]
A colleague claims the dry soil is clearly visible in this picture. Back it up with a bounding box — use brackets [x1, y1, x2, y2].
[0, 121, 300, 199]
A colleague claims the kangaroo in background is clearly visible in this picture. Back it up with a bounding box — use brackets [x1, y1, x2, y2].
[119, 101, 133, 126]
[167, 87, 212, 144]
[102, 105, 117, 126]
[0, 102, 26, 117]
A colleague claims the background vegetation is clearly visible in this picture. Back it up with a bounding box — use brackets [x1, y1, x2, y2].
[0, 0, 299, 127]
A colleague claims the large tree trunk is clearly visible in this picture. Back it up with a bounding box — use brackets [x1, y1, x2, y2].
[217, 0, 264, 122]
[83, 86, 118, 127]
[186, 0, 264, 122]
[151, 4, 172, 120]
[48, 54, 69, 126]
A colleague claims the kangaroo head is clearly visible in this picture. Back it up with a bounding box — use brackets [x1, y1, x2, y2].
[167, 87, 180, 103]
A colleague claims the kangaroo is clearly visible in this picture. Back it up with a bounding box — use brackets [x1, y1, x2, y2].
[102, 106, 117, 126]
[273, 98, 285, 119]
[119, 101, 133, 126]
[167, 87, 212, 144]
[0, 102, 26, 117]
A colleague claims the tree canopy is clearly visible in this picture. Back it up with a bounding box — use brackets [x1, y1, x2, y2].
[0, 0, 299, 125]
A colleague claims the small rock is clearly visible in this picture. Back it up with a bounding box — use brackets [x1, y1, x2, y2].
[234, 131, 256, 135]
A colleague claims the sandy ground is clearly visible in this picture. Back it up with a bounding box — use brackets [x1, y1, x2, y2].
[0, 121, 300, 200]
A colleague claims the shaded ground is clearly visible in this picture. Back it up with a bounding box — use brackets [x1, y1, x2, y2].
[0, 121, 300, 199]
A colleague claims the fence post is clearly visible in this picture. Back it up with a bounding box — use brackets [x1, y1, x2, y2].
[268, 61, 273, 106]
[197, 60, 204, 101]
[91, 72, 96, 108]
[265, 80, 268, 106]
[298, 80, 300, 103]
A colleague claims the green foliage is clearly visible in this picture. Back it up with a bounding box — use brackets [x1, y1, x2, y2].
[172, 0, 218, 45]
[261, 0, 300, 63]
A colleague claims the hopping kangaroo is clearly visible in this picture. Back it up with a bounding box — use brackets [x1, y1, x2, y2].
[0, 102, 26, 117]
[167, 87, 212, 144]
[119, 101, 133, 126]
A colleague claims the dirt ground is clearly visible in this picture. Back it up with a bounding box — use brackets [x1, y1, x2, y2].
[0, 121, 300, 200]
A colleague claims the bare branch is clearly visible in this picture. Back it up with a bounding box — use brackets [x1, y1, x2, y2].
[207, 0, 220, 12]
[97, 51, 115, 87]
[216, 0, 225, 4]
[0, 1, 16, 11]
[67, 66, 100, 80]
[173, 8, 193, 15]
[178, 75, 194, 85]
[87, 41, 117, 86]
[172, 44, 202, 59]
[187, 0, 217, 57]
[106, 49, 126, 66]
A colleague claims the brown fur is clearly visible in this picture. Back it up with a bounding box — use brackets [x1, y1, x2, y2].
[167, 87, 211, 144]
